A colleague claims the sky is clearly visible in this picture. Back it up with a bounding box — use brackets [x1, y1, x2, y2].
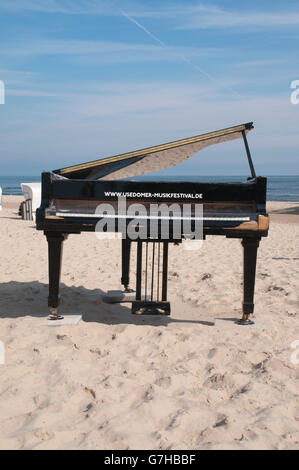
[0, 0, 298, 176]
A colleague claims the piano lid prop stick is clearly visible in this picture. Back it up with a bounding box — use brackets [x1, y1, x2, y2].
[242, 130, 256, 179]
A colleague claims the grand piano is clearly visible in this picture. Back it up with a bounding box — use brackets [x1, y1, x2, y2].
[36, 122, 269, 324]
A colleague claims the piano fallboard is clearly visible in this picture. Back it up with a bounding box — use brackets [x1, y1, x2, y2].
[43, 175, 266, 204]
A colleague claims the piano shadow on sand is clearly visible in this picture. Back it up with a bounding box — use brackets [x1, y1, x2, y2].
[0, 281, 214, 327]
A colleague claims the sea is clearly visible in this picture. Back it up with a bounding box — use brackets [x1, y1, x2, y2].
[0, 175, 299, 201]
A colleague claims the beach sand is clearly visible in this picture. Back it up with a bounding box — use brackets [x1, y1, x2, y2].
[0, 196, 298, 450]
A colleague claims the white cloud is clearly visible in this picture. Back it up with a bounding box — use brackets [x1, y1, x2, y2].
[176, 5, 299, 30]
[0, 39, 222, 65]
[232, 59, 290, 68]
[0, 69, 37, 88]
[0, 2, 298, 173]
[0, 0, 172, 17]
[2, 80, 298, 170]
[0, 0, 114, 15]
[1, 1, 299, 32]
[7, 89, 67, 97]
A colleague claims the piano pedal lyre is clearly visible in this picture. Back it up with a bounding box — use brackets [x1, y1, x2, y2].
[132, 240, 171, 316]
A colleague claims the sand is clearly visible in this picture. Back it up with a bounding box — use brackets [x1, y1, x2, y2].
[0, 196, 298, 450]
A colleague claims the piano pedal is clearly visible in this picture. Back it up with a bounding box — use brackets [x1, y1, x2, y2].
[236, 313, 254, 325]
[102, 289, 152, 304]
[48, 308, 64, 321]
[132, 301, 170, 316]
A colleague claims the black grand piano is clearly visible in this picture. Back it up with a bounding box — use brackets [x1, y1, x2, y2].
[36, 122, 269, 324]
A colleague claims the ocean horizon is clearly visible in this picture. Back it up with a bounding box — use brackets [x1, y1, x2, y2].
[1, 175, 299, 202]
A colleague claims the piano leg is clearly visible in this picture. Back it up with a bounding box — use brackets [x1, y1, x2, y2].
[46, 232, 67, 320]
[121, 238, 133, 292]
[238, 237, 260, 325]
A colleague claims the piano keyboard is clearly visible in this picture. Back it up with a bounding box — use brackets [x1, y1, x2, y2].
[55, 211, 251, 222]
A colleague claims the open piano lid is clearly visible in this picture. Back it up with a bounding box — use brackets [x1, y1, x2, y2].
[54, 122, 254, 181]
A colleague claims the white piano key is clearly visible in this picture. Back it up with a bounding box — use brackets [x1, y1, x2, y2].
[55, 211, 251, 222]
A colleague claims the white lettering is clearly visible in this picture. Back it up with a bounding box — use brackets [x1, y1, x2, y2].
[0, 81, 4, 104]
[290, 80, 299, 104]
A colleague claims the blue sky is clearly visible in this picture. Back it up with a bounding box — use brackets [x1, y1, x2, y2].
[0, 0, 298, 176]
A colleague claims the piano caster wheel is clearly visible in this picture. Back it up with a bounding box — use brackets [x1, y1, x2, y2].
[236, 313, 254, 325]
[48, 308, 64, 321]
[124, 285, 134, 293]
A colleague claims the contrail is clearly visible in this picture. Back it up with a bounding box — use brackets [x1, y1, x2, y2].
[119, 8, 241, 98]
[120, 8, 165, 48]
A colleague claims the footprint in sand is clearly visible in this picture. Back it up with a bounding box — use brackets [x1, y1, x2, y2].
[154, 376, 171, 389]
[213, 414, 228, 428]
